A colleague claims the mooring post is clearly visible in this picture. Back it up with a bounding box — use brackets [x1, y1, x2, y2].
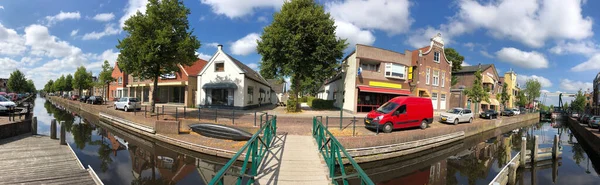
[31, 116, 37, 135]
[198, 108, 201, 121]
[521, 136, 527, 167]
[553, 134, 559, 159]
[352, 116, 356, 137]
[508, 163, 517, 185]
[50, 119, 57, 139]
[175, 107, 178, 121]
[215, 108, 218, 123]
[232, 109, 235, 125]
[183, 107, 186, 119]
[60, 121, 66, 145]
[162, 105, 165, 119]
[533, 135, 539, 162]
[144, 105, 147, 118]
[254, 112, 257, 127]
[326, 116, 329, 129]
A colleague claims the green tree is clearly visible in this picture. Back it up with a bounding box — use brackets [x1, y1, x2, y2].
[516, 91, 528, 108]
[65, 74, 74, 92]
[73, 66, 93, 96]
[571, 89, 587, 114]
[54, 75, 66, 94]
[257, 0, 347, 112]
[117, 0, 200, 113]
[524, 79, 541, 111]
[26, 79, 35, 93]
[463, 69, 490, 117]
[499, 83, 511, 110]
[7, 70, 27, 93]
[564, 102, 570, 110]
[44, 80, 54, 93]
[444, 48, 465, 86]
[98, 60, 115, 102]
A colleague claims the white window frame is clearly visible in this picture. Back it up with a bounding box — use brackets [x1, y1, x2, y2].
[434, 51, 440, 63]
[118, 77, 122, 84]
[441, 72, 445, 87]
[426, 68, 430, 85]
[432, 70, 439, 86]
[247, 86, 254, 104]
[384, 63, 406, 79]
[432, 93, 438, 109]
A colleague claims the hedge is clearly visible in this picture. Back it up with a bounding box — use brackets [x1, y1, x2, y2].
[306, 96, 317, 107]
[287, 99, 299, 112]
[309, 99, 335, 110]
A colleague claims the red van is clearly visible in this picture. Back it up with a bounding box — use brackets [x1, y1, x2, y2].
[364, 97, 433, 133]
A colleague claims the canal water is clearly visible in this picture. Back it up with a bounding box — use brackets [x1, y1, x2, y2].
[31, 96, 600, 184]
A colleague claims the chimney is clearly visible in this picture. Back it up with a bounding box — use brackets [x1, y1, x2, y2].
[217, 44, 223, 51]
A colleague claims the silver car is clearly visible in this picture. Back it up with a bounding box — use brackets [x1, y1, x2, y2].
[440, 108, 474, 125]
[114, 97, 141, 112]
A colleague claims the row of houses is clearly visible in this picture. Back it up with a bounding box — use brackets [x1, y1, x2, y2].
[99, 45, 287, 109]
[318, 33, 522, 114]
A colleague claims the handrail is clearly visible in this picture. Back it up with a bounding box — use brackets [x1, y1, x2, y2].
[208, 115, 277, 185]
[312, 116, 374, 185]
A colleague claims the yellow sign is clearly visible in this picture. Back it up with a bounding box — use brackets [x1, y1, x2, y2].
[408, 66, 413, 80]
[369, 81, 402, 89]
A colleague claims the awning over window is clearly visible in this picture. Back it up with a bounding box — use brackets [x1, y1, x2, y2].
[481, 98, 500, 106]
[259, 88, 266, 93]
[202, 82, 238, 89]
[358, 86, 411, 95]
[483, 75, 494, 84]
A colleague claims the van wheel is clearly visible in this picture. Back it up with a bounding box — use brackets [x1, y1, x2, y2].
[383, 123, 393, 133]
[469, 118, 473, 123]
[454, 119, 459, 125]
[420, 120, 427, 129]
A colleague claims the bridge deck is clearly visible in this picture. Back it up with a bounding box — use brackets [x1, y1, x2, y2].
[0, 134, 98, 184]
[256, 134, 330, 185]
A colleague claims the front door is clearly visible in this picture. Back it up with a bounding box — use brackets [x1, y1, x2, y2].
[432, 93, 438, 110]
[440, 94, 446, 110]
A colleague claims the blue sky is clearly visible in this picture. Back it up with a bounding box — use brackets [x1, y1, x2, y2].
[0, 0, 599, 105]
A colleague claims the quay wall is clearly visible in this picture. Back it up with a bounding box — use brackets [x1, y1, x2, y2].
[566, 117, 600, 157]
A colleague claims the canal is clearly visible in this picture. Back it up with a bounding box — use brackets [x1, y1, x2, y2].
[32, 96, 600, 185]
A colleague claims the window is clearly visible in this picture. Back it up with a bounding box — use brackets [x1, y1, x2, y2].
[464, 109, 471, 114]
[133, 77, 138, 82]
[215, 62, 225, 72]
[433, 70, 439, 86]
[434, 51, 440, 62]
[441, 94, 446, 101]
[426, 68, 430, 85]
[333, 91, 337, 100]
[247, 86, 254, 104]
[441, 72, 445, 87]
[361, 63, 380, 72]
[384, 63, 406, 79]
[118, 77, 122, 84]
[397, 105, 407, 114]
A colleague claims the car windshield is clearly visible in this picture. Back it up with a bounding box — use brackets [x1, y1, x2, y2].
[129, 98, 138, 102]
[376, 102, 399, 114]
[486, 110, 495, 113]
[447, 109, 461, 114]
[0, 96, 8, 102]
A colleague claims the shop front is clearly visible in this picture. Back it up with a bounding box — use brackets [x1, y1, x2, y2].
[202, 82, 237, 107]
[356, 86, 411, 112]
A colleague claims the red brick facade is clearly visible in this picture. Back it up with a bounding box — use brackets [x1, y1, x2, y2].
[108, 62, 128, 101]
[410, 33, 452, 111]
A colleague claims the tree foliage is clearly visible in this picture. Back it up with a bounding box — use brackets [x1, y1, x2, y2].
[26, 79, 36, 93]
[444, 48, 464, 86]
[499, 83, 511, 109]
[257, 0, 347, 112]
[516, 91, 528, 108]
[7, 70, 27, 93]
[44, 80, 54, 93]
[98, 60, 115, 101]
[54, 75, 66, 93]
[73, 66, 93, 95]
[65, 74, 74, 92]
[463, 69, 489, 115]
[524, 79, 541, 106]
[117, 0, 200, 112]
[571, 89, 587, 113]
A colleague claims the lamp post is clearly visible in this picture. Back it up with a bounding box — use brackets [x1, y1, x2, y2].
[340, 63, 349, 127]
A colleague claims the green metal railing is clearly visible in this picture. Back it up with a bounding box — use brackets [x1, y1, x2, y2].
[312, 116, 374, 185]
[208, 115, 277, 185]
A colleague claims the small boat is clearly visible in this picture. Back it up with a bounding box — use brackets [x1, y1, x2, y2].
[189, 123, 253, 141]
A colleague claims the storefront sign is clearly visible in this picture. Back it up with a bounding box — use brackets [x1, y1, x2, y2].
[160, 72, 176, 79]
[369, 81, 402, 89]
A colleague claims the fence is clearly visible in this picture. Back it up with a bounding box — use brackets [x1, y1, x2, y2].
[119, 104, 268, 126]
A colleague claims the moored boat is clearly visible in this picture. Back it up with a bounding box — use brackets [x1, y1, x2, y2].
[189, 123, 252, 141]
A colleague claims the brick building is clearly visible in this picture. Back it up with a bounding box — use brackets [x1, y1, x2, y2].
[450, 64, 501, 112]
[108, 62, 128, 101]
[410, 33, 452, 111]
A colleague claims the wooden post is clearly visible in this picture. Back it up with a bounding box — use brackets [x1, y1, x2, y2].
[215, 108, 218, 123]
[254, 112, 257, 127]
[175, 107, 178, 121]
[60, 121, 66, 145]
[553, 134, 559, 159]
[50, 119, 57, 139]
[232, 109, 235, 125]
[508, 163, 517, 185]
[520, 137, 527, 167]
[31, 117, 37, 135]
[533, 135, 539, 162]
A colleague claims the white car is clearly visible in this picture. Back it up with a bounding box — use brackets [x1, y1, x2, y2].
[0, 96, 16, 113]
[512, 108, 520, 115]
[440, 108, 474, 125]
[114, 97, 141, 112]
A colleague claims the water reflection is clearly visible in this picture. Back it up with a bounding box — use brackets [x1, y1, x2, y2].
[36, 97, 240, 185]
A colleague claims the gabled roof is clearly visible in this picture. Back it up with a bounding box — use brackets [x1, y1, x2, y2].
[181, 59, 208, 77]
[223, 53, 271, 88]
[266, 79, 285, 94]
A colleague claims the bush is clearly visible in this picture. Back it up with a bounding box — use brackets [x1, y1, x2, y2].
[307, 96, 317, 107]
[299, 96, 309, 102]
[310, 99, 335, 110]
[287, 99, 299, 112]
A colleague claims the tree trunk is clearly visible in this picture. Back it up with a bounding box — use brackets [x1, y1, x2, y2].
[292, 77, 301, 112]
[105, 83, 110, 104]
[151, 76, 159, 113]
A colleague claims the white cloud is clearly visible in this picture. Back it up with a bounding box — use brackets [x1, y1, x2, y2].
[45, 11, 81, 26]
[24, 24, 83, 58]
[0, 23, 27, 55]
[0, 58, 20, 77]
[571, 54, 600, 72]
[463, 42, 475, 51]
[560, 79, 592, 92]
[20, 57, 42, 66]
[461, 61, 470, 66]
[247, 63, 258, 70]
[82, 24, 119, 40]
[517, 75, 552, 88]
[257, 16, 268, 23]
[92, 13, 115, 22]
[119, 0, 148, 28]
[70, 29, 78, 37]
[200, 0, 283, 18]
[495, 47, 548, 69]
[231, 33, 261, 56]
[549, 40, 599, 56]
[326, 0, 413, 35]
[195, 51, 212, 61]
[0, 6, 4, 10]
[334, 20, 375, 48]
[206, 42, 220, 48]
[480, 50, 494, 58]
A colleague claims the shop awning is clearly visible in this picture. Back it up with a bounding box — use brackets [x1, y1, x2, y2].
[358, 86, 411, 95]
[481, 99, 500, 106]
[202, 82, 238, 89]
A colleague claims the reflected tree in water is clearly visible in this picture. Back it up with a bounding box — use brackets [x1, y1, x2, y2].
[70, 120, 94, 149]
[88, 132, 114, 172]
[572, 143, 586, 165]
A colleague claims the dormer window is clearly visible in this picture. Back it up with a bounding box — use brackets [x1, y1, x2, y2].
[434, 51, 440, 63]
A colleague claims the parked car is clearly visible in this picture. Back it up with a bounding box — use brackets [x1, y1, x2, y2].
[0, 96, 16, 114]
[571, 113, 580, 118]
[114, 97, 142, 112]
[71, 95, 79, 101]
[79, 95, 89, 102]
[364, 97, 433, 133]
[62, 94, 69, 99]
[502, 109, 515, 116]
[87, 96, 103, 105]
[440, 108, 473, 125]
[580, 114, 591, 124]
[480, 109, 498, 119]
[0, 92, 7, 97]
[7, 93, 17, 101]
[589, 116, 600, 128]
[511, 108, 521, 115]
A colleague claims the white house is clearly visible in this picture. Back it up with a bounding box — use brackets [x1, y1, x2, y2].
[197, 45, 272, 109]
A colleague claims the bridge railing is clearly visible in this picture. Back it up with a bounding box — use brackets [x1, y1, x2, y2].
[312, 116, 374, 185]
[208, 115, 277, 185]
